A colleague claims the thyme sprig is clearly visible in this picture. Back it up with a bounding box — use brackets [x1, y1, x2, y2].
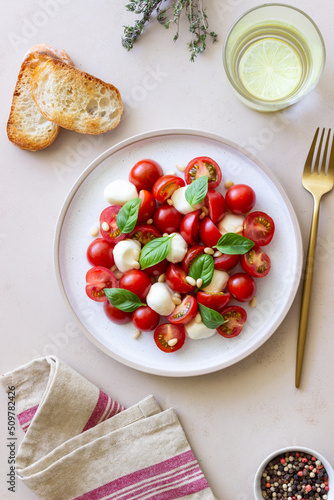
[122, 0, 218, 61]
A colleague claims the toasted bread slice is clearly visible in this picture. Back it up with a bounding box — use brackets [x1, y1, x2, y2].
[7, 45, 74, 151]
[30, 59, 123, 135]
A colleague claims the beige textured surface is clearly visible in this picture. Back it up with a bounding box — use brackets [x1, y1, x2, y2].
[1, 1, 334, 499]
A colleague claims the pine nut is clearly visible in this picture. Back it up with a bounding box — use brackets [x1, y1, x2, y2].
[172, 296, 182, 305]
[196, 278, 203, 288]
[213, 250, 222, 258]
[202, 206, 209, 215]
[199, 212, 206, 220]
[133, 330, 141, 339]
[146, 218, 153, 224]
[167, 199, 174, 206]
[90, 226, 99, 236]
[195, 313, 202, 323]
[204, 247, 214, 255]
[111, 265, 117, 272]
[163, 233, 169, 237]
[168, 338, 178, 347]
[158, 273, 166, 282]
[185, 276, 196, 286]
[101, 222, 110, 231]
[249, 296, 257, 308]
[176, 164, 186, 172]
[224, 180, 234, 189]
[114, 271, 123, 280]
[174, 292, 181, 298]
[166, 170, 176, 176]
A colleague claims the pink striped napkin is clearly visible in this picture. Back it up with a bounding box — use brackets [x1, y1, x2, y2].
[1, 356, 216, 500]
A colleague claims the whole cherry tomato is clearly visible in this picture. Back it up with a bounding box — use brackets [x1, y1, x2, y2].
[132, 306, 160, 331]
[103, 301, 132, 324]
[86, 238, 115, 268]
[129, 159, 163, 192]
[153, 205, 182, 234]
[227, 273, 257, 303]
[225, 184, 256, 214]
[119, 270, 152, 302]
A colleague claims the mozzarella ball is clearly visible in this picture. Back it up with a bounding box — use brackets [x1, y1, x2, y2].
[113, 239, 141, 273]
[202, 270, 229, 293]
[218, 213, 245, 235]
[185, 318, 216, 339]
[104, 180, 138, 206]
[146, 282, 175, 316]
[166, 233, 188, 263]
[171, 186, 204, 215]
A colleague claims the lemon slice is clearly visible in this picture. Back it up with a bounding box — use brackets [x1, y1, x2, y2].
[239, 38, 302, 101]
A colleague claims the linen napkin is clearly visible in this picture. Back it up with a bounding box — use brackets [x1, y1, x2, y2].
[1, 356, 216, 500]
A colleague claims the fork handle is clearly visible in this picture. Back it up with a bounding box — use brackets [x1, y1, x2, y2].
[295, 195, 321, 388]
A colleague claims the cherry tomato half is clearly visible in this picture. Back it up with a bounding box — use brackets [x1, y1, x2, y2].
[227, 273, 257, 303]
[86, 238, 115, 268]
[132, 306, 160, 331]
[205, 190, 226, 223]
[182, 245, 206, 274]
[165, 264, 194, 294]
[197, 291, 231, 312]
[214, 253, 240, 272]
[103, 301, 132, 324]
[100, 206, 125, 245]
[154, 323, 186, 353]
[152, 175, 185, 203]
[225, 184, 256, 214]
[129, 159, 163, 192]
[119, 270, 152, 302]
[85, 266, 117, 302]
[166, 295, 198, 325]
[199, 217, 221, 247]
[137, 190, 156, 223]
[153, 205, 182, 234]
[180, 209, 201, 246]
[185, 156, 222, 189]
[243, 211, 275, 246]
[217, 306, 247, 338]
[240, 246, 271, 278]
[130, 224, 161, 245]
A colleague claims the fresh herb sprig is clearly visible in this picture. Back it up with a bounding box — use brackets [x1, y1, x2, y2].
[122, 0, 218, 62]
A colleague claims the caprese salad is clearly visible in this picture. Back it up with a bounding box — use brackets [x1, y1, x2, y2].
[85, 157, 275, 353]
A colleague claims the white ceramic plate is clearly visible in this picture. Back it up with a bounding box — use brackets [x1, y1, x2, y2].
[54, 129, 302, 377]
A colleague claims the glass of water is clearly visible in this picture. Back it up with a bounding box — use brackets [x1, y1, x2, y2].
[223, 4, 326, 112]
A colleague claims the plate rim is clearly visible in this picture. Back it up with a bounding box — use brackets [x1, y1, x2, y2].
[53, 127, 303, 377]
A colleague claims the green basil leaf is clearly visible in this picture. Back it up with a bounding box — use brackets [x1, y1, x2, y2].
[214, 233, 255, 255]
[198, 303, 227, 329]
[116, 198, 141, 234]
[185, 176, 208, 206]
[104, 288, 145, 312]
[189, 253, 214, 287]
[139, 235, 173, 270]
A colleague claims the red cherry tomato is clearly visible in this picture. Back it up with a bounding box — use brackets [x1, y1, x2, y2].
[179, 209, 201, 245]
[119, 270, 152, 302]
[199, 217, 221, 247]
[240, 246, 271, 278]
[165, 264, 194, 294]
[132, 306, 160, 331]
[130, 224, 161, 245]
[137, 190, 156, 223]
[217, 306, 247, 338]
[152, 175, 185, 203]
[225, 184, 256, 214]
[205, 190, 226, 223]
[86, 238, 115, 268]
[243, 211, 275, 246]
[214, 253, 240, 271]
[182, 245, 206, 274]
[166, 295, 198, 325]
[144, 259, 169, 277]
[153, 205, 182, 234]
[129, 159, 163, 192]
[103, 301, 132, 324]
[154, 324, 186, 353]
[227, 273, 257, 303]
[85, 266, 117, 302]
[185, 156, 222, 189]
[197, 291, 231, 312]
[100, 206, 125, 245]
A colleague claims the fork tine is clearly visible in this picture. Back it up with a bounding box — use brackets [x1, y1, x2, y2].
[327, 130, 334, 180]
[314, 128, 325, 172]
[304, 128, 319, 174]
[320, 128, 331, 173]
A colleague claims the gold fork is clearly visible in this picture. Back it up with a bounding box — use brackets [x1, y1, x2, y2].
[295, 128, 334, 388]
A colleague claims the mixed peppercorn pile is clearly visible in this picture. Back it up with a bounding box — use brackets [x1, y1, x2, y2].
[261, 451, 330, 499]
